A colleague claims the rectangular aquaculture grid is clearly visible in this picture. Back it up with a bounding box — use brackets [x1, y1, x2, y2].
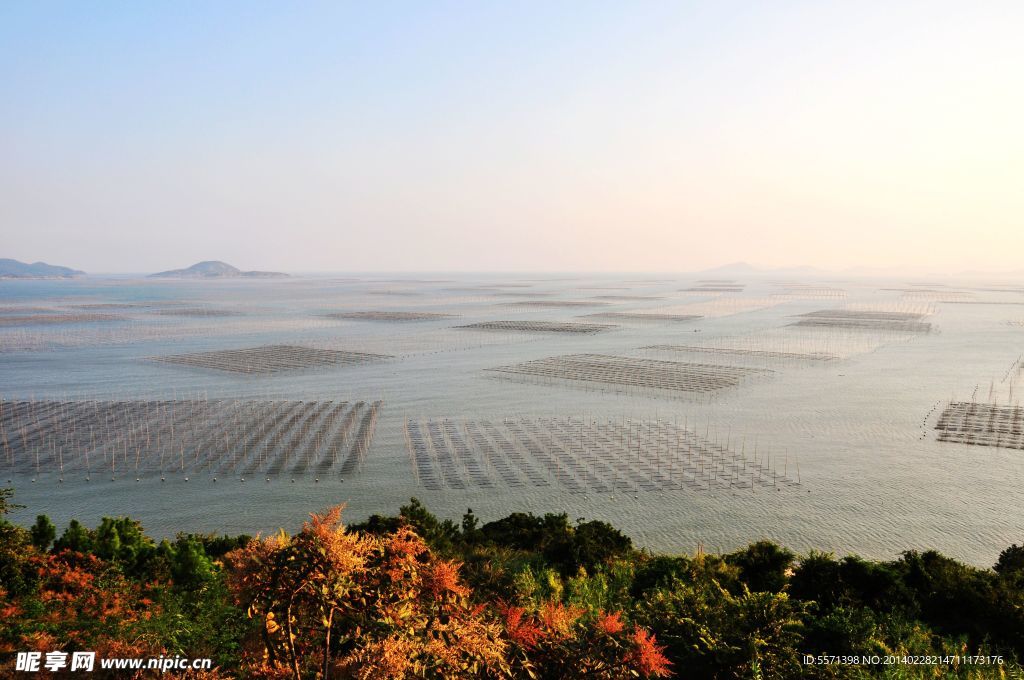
[151, 308, 243, 317]
[0, 316, 344, 353]
[405, 417, 798, 493]
[792, 309, 933, 333]
[0, 313, 121, 326]
[326, 311, 458, 321]
[591, 295, 666, 301]
[500, 300, 612, 308]
[487, 353, 768, 394]
[0, 399, 382, 479]
[149, 344, 392, 374]
[682, 285, 745, 292]
[643, 345, 838, 361]
[580, 312, 702, 323]
[71, 303, 161, 310]
[802, 310, 925, 321]
[935, 401, 1024, 450]
[456, 320, 617, 334]
[0, 307, 60, 314]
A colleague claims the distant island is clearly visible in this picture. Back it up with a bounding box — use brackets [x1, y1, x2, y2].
[148, 260, 288, 279]
[0, 258, 84, 279]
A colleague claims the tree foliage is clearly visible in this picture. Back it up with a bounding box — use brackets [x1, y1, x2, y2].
[0, 489, 1021, 679]
[225, 505, 668, 679]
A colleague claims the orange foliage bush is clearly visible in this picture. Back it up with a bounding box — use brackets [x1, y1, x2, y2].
[498, 600, 671, 679]
[224, 505, 671, 679]
[225, 506, 507, 679]
[0, 550, 160, 659]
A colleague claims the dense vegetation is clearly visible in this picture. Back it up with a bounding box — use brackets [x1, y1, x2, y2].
[1, 488, 1021, 678]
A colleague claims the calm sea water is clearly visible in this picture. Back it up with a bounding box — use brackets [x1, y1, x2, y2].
[2, 274, 1022, 567]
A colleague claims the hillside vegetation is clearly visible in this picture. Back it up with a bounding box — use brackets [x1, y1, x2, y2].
[1, 489, 1021, 678]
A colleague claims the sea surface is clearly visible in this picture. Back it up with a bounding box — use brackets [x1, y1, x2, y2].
[1, 273, 1022, 567]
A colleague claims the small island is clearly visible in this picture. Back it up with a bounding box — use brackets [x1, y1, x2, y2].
[148, 260, 288, 279]
[0, 258, 84, 279]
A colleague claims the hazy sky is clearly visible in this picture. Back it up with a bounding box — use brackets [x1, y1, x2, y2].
[2, 1, 1022, 274]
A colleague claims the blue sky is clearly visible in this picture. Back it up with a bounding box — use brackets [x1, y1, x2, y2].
[2, 1, 1022, 273]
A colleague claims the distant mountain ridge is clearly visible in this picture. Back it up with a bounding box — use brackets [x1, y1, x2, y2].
[0, 258, 84, 278]
[148, 260, 288, 279]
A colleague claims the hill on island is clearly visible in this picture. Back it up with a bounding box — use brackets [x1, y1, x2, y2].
[0, 258, 84, 278]
[148, 260, 288, 279]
